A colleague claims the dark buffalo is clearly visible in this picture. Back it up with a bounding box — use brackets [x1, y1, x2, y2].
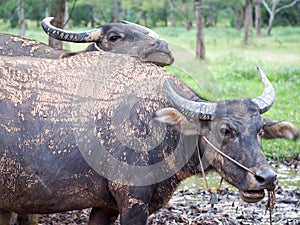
[0, 33, 65, 59]
[0, 18, 173, 225]
[0, 52, 298, 225]
[41, 17, 173, 66]
[0, 18, 173, 66]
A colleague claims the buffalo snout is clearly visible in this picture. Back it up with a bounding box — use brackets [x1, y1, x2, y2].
[152, 39, 172, 54]
[140, 39, 174, 66]
[255, 168, 278, 190]
[239, 166, 277, 203]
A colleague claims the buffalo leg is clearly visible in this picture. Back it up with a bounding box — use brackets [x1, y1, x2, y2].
[116, 186, 153, 225]
[16, 214, 39, 225]
[119, 202, 148, 225]
[88, 207, 118, 225]
[0, 209, 13, 225]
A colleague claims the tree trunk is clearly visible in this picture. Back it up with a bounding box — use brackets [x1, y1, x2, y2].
[113, 0, 121, 23]
[266, 0, 277, 36]
[182, 0, 192, 30]
[166, 0, 176, 26]
[49, 0, 66, 49]
[90, 7, 95, 27]
[64, 0, 69, 29]
[240, 6, 246, 30]
[195, 0, 205, 60]
[170, 9, 176, 26]
[163, 9, 168, 27]
[267, 12, 275, 36]
[45, 0, 49, 18]
[244, 0, 252, 44]
[141, 11, 148, 26]
[255, 0, 262, 37]
[233, 6, 239, 29]
[208, 6, 215, 27]
[249, 0, 253, 27]
[17, 0, 25, 37]
[233, 6, 244, 30]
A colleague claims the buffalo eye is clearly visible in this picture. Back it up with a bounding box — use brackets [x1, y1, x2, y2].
[219, 125, 233, 139]
[108, 35, 122, 42]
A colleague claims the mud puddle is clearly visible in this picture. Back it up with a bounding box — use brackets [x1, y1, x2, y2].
[37, 162, 299, 225]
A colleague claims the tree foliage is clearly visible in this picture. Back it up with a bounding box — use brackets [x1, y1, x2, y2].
[0, 0, 299, 30]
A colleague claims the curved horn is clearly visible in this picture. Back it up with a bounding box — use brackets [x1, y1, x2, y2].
[165, 80, 216, 120]
[252, 66, 275, 114]
[120, 20, 160, 39]
[41, 17, 102, 43]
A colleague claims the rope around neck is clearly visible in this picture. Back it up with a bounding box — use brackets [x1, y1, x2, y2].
[196, 139, 223, 205]
[196, 136, 255, 207]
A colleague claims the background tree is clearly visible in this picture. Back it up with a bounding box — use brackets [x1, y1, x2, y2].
[201, 0, 246, 29]
[45, 0, 49, 17]
[64, 0, 69, 29]
[0, 0, 299, 42]
[17, 0, 25, 36]
[182, 0, 193, 30]
[26, 0, 48, 26]
[49, 0, 66, 49]
[249, 0, 254, 27]
[263, 0, 300, 36]
[113, 0, 121, 23]
[195, 0, 205, 59]
[232, 2, 246, 30]
[255, 0, 262, 37]
[72, 3, 95, 26]
[165, 0, 194, 29]
[244, 0, 253, 44]
[166, 0, 176, 26]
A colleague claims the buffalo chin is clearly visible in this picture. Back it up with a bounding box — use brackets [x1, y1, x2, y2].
[141, 52, 174, 66]
[239, 190, 265, 203]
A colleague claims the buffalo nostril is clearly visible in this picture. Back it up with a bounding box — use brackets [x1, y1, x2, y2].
[255, 169, 277, 190]
[255, 174, 265, 183]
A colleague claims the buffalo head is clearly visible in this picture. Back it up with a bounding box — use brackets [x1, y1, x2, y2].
[155, 67, 299, 203]
[41, 17, 174, 66]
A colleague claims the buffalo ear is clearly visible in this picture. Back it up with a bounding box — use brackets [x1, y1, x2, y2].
[263, 118, 299, 140]
[153, 108, 201, 136]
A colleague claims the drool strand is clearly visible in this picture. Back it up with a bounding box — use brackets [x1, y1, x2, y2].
[266, 190, 276, 225]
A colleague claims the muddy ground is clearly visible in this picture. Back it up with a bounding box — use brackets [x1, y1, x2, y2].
[37, 186, 299, 225]
[37, 162, 299, 225]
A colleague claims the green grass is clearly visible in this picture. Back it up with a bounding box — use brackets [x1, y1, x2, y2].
[1, 22, 299, 160]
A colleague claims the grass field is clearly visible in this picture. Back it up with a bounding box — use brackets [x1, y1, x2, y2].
[1, 23, 299, 160]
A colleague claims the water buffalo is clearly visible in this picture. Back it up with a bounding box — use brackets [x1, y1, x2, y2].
[41, 17, 173, 66]
[0, 19, 173, 66]
[0, 52, 298, 225]
[0, 18, 173, 225]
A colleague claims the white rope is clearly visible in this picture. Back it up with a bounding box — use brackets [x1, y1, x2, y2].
[201, 136, 256, 175]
